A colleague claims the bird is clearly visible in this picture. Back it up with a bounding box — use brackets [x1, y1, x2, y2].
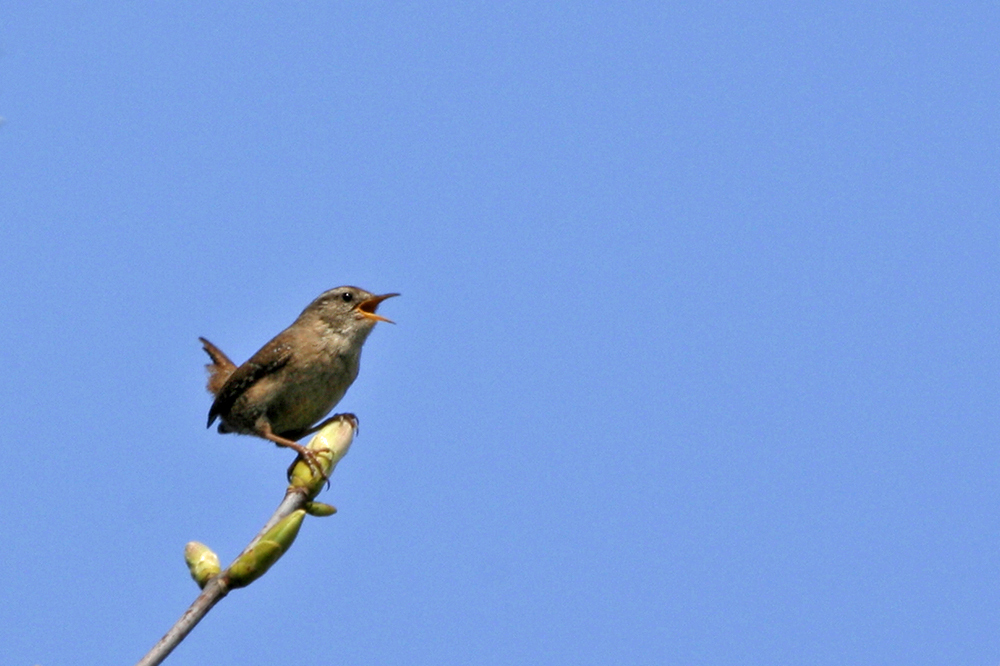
[199, 286, 398, 475]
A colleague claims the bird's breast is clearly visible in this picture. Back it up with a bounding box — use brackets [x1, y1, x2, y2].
[256, 350, 360, 436]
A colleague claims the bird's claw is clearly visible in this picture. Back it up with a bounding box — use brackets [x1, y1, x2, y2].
[287, 447, 332, 489]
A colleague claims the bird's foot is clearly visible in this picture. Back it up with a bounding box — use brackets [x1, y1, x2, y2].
[304, 413, 359, 436]
[259, 425, 331, 488]
[285, 445, 331, 487]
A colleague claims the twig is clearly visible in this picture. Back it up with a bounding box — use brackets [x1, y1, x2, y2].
[134, 415, 357, 666]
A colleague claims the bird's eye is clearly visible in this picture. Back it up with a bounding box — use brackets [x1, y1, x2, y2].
[341, 292, 353, 303]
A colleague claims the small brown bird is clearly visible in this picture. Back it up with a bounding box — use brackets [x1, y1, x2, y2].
[199, 286, 398, 473]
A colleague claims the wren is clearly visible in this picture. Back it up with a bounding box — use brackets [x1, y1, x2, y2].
[199, 286, 398, 474]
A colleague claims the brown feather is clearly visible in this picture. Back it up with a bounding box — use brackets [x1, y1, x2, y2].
[198, 337, 237, 396]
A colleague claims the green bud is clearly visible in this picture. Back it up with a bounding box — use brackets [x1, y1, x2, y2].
[305, 501, 337, 517]
[228, 510, 306, 588]
[184, 542, 221, 588]
[289, 413, 358, 494]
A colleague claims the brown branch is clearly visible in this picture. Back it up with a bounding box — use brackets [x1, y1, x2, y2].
[134, 415, 357, 666]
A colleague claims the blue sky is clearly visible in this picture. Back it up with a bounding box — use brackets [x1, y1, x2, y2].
[2, 2, 998, 664]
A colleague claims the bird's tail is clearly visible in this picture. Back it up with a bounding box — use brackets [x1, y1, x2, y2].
[198, 336, 237, 396]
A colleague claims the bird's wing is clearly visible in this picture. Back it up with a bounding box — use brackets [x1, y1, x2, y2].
[207, 338, 293, 428]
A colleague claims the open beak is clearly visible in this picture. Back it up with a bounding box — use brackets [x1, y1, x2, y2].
[357, 292, 400, 324]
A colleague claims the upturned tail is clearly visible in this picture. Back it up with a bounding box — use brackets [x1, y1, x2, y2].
[198, 337, 237, 396]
